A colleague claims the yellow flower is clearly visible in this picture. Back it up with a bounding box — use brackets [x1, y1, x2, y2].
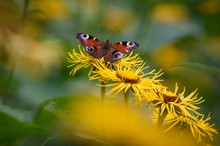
[60, 97, 198, 146]
[5, 33, 62, 78]
[149, 83, 204, 118]
[58, 95, 197, 146]
[31, 0, 71, 20]
[151, 44, 187, 73]
[90, 59, 163, 102]
[103, 6, 136, 32]
[67, 45, 100, 76]
[149, 83, 218, 144]
[165, 113, 218, 143]
[151, 3, 188, 24]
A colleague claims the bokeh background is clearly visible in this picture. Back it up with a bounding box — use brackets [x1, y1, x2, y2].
[0, 0, 219, 145]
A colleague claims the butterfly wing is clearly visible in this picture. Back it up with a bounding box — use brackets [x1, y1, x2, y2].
[103, 47, 125, 62]
[111, 41, 139, 53]
[103, 41, 139, 62]
[76, 33, 101, 46]
[76, 33, 103, 59]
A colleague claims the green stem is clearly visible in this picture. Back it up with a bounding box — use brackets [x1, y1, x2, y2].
[124, 89, 130, 109]
[100, 81, 106, 137]
[157, 106, 168, 127]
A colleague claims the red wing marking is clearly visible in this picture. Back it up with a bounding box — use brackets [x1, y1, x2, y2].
[83, 39, 102, 46]
[111, 43, 128, 53]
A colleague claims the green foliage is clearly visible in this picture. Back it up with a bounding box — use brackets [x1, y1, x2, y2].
[0, 104, 39, 145]
[173, 63, 220, 76]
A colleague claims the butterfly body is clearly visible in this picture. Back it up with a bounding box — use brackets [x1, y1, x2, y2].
[76, 33, 139, 62]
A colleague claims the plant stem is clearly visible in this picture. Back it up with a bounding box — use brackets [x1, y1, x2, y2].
[124, 89, 130, 109]
[157, 106, 168, 127]
[100, 81, 106, 137]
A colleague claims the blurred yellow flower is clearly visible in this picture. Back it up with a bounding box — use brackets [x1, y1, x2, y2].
[90, 59, 163, 102]
[3, 33, 62, 78]
[31, 0, 71, 20]
[165, 113, 218, 143]
[151, 3, 188, 24]
[151, 44, 187, 72]
[103, 6, 136, 32]
[60, 97, 199, 146]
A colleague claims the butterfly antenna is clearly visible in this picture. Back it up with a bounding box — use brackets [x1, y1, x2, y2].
[108, 30, 121, 41]
[99, 27, 108, 40]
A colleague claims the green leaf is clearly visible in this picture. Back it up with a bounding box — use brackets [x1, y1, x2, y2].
[0, 105, 34, 145]
[0, 104, 31, 123]
[0, 104, 52, 145]
[33, 96, 71, 126]
[172, 63, 220, 76]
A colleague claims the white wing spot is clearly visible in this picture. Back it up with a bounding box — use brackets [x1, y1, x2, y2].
[127, 41, 134, 46]
[82, 34, 89, 39]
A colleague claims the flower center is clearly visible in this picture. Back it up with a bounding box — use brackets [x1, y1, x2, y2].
[155, 91, 182, 103]
[163, 94, 182, 103]
[116, 71, 140, 84]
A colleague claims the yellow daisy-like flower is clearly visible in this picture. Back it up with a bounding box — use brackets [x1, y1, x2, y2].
[165, 113, 218, 143]
[67, 45, 99, 76]
[90, 59, 164, 102]
[149, 83, 204, 119]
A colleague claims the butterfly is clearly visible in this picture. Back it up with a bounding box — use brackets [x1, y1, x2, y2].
[76, 33, 139, 62]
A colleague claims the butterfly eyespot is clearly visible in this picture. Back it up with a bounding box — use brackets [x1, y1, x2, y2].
[113, 52, 124, 59]
[82, 34, 89, 39]
[127, 41, 134, 46]
[85, 46, 95, 53]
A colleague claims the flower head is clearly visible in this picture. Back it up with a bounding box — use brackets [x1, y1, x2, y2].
[90, 59, 163, 102]
[165, 113, 218, 143]
[150, 84, 218, 144]
[149, 83, 204, 118]
[67, 45, 100, 75]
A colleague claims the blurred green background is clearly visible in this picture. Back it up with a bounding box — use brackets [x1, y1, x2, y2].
[0, 0, 219, 145]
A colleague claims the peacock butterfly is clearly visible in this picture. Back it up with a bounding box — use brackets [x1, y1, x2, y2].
[76, 33, 139, 62]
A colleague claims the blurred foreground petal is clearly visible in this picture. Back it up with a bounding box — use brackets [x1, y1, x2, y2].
[57, 96, 199, 146]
